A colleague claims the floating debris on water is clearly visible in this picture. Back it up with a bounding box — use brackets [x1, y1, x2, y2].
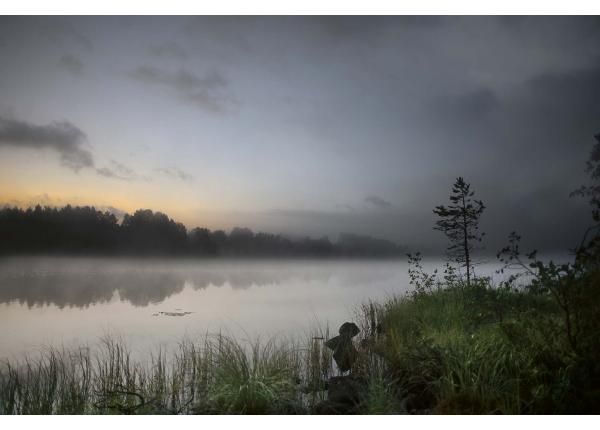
[153, 310, 194, 317]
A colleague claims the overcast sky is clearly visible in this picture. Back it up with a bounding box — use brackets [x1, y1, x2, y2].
[0, 16, 598, 252]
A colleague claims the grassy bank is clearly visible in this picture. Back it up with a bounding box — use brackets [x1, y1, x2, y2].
[1, 271, 599, 414]
[370, 281, 592, 414]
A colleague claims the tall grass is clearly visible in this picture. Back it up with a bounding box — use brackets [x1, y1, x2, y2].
[0, 347, 93, 414]
[0, 333, 332, 415]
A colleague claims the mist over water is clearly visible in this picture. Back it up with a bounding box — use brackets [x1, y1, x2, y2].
[0, 256, 528, 359]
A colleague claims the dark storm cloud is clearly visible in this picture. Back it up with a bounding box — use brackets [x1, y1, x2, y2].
[365, 195, 393, 209]
[426, 60, 600, 160]
[474, 181, 592, 256]
[410, 60, 600, 252]
[0, 116, 93, 171]
[176, 16, 600, 252]
[129, 66, 232, 113]
[433, 88, 499, 123]
[519, 61, 600, 137]
[155, 167, 194, 182]
[58, 54, 84, 76]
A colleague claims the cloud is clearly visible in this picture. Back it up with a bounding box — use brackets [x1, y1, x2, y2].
[0, 116, 93, 171]
[155, 166, 194, 182]
[335, 203, 356, 211]
[129, 66, 233, 113]
[39, 19, 93, 51]
[450, 88, 498, 118]
[58, 54, 84, 76]
[430, 87, 499, 128]
[318, 16, 442, 39]
[519, 62, 600, 134]
[365, 194, 393, 209]
[0, 116, 140, 181]
[96, 160, 139, 181]
[149, 42, 188, 60]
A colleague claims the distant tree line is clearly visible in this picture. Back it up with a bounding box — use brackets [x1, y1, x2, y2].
[0, 205, 405, 258]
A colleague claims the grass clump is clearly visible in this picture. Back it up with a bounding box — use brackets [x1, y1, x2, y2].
[205, 336, 301, 414]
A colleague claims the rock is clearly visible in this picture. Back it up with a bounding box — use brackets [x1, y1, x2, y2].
[338, 322, 360, 337]
[325, 322, 360, 373]
[314, 375, 366, 414]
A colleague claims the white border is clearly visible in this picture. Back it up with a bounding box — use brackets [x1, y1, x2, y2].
[1, 0, 600, 15]
[1, 4, 599, 427]
[0, 414, 599, 428]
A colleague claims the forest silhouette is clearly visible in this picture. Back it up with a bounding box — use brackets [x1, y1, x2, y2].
[0, 206, 404, 257]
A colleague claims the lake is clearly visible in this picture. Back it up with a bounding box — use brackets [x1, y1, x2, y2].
[0, 256, 514, 360]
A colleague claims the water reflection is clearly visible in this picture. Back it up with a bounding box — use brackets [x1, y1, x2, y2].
[0, 257, 355, 308]
[0, 256, 449, 359]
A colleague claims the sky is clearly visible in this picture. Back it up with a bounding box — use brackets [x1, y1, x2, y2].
[0, 16, 599, 252]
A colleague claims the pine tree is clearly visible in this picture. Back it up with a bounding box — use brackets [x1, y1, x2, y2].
[433, 177, 485, 286]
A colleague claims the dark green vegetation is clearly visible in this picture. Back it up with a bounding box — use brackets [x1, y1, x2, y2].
[0, 206, 404, 257]
[1, 135, 599, 414]
[372, 269, 599, 413]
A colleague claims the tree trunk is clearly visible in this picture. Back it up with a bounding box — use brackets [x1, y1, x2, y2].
[462, 194, 470, 287]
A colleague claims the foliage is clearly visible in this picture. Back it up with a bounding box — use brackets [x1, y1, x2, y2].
[407, 252, 460, 297]
[433, 177, 485, 285]
[571, 132, 600, 223]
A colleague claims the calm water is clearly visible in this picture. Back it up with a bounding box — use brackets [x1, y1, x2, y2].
[0, 256, 509, 359]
